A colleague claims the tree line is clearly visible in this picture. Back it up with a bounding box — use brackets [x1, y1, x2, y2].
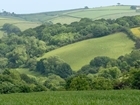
[0, 15, 140, 93]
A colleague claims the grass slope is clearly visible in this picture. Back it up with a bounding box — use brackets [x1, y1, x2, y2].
[13, 5, 140, 24]
[67, 6, 140, 19]
[131, 27, 140, 38]
[39, 33, 135, 70]
[0, 90, 140, 105]
[0, 17, 40, 31]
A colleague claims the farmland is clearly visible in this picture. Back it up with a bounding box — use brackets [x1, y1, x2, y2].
[47, 6, 140, 24]
[0, 17, 40, 31]
[0, 6, 140, 29]
[2, 5, 140, 24]
[21, 6, 140, 24]
[0, 90, 140, 105]
[39, 32, 135, 70]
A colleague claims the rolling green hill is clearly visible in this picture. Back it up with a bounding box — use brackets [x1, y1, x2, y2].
[55, 6, 140, 22]
[1, 5, 140, 24]
[0, 17, 40, 31]
[39, 32, 135, 70]
[17, 6, 140, 24]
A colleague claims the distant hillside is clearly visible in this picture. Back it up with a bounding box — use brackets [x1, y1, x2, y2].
[39, 32, 135, 70]
[0, 17, 40, 31]
[1, 5, 140, 24]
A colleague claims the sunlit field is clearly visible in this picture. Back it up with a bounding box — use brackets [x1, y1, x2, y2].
[39, 32, 135, 70]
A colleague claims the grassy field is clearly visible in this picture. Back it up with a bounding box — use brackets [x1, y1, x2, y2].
[36, 6, 140, 23]
[0, 90, 140, 105]
[50, 16, 80, 24]
[0, 6, 140, 25]
[5, 5, 140, 24]
[39, 33, 135, 70]
[66, 6, 140, 20]
[0, 17, 40, 31]
[131, 27, 140, 38]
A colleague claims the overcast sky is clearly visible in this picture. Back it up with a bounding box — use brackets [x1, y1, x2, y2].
[0, 0, 140, 14]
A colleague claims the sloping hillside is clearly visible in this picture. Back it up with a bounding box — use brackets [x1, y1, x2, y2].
[39, 32, 135, 70]
[1, 5, 140, 24]
[0, 17, 40, 31]
[17, 6, 140, 24]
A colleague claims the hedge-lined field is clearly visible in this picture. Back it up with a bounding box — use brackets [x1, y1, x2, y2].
[39, 32, 135, 70]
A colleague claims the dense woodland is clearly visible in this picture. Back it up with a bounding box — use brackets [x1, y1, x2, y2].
[0, 15, 140, 93]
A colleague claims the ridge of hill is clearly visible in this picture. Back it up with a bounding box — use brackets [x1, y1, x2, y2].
[1, 5, 140, 24]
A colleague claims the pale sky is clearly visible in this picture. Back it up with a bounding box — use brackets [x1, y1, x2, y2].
[0, 0, 140, 14]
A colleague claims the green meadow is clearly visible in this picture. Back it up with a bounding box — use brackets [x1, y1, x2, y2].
[39, 33, 135, 70]
[50, 16, 80, 24]
[1, 6, 140, 25]
[0, 17, 40, 31]
[0, 90, 140, 105]
[66, 6, 140, 20]
[7, 5, 140, 24]
[48, 6, 140, 24]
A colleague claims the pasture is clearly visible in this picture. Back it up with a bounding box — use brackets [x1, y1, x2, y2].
[9, 6, 140, 24]
[0, 17, 40, 31]
[0, 90, 139, 105]
[49, 6, 140, 23]
[50, 16, 80, 24]
[39, 33, 135, 70]
[66, 6, 140, 20]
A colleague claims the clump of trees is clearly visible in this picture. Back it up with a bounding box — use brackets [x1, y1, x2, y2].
[36, 56, 73, 79]
[2, 23, 21, 34]
[0, 69, 47, 94]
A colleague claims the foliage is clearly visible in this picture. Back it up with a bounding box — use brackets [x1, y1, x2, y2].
[65, 75, 91, 90]
[125, 69, 140, 89]
[98, 67, 121, 79]
[1, 15, 140, 93]
[44, 74, 66, 90]
[134, 39, 140, 49]
[0, 70, 47, 94]
[91, 77, 113, 90]
[2, 23, 21, 34]
[36, 56, 73, 78]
